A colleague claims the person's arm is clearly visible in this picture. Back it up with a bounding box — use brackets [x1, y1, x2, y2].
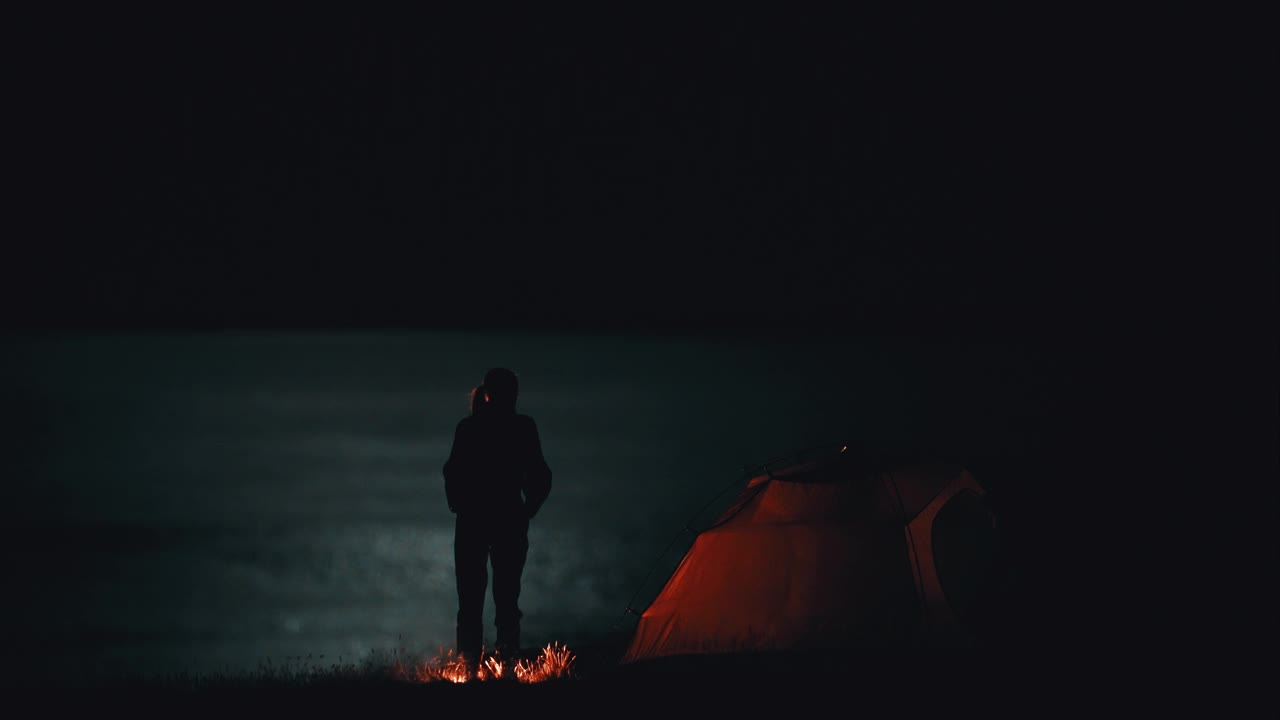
[442, 418, 469, 514]
[521, 417, 552, 519]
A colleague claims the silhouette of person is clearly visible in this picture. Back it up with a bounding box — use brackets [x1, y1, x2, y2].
[443, 368, 552, 664]
[469, 383, 488, 415]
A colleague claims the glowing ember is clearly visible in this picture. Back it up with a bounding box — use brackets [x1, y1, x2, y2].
[404, 643, 575, 684]
[402, 649, 473, 684]
[513, 642, 576, 683]
[483, 655, 510, 680]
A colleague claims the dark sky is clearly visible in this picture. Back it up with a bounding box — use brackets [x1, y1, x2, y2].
[5, 7, 1272, 338]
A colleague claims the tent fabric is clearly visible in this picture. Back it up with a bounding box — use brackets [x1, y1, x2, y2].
[621, 452, 994, 664]
[903, 468, 988, 635]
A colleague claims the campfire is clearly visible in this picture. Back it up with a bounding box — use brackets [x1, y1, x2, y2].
[401, 643, 576, 684]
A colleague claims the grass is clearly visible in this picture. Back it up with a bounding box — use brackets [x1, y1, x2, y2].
[11, 643, 595, 717]
[9, 629, 1193, 718]
[80, 641, 583, 692]
[8, 641, 1210, 719]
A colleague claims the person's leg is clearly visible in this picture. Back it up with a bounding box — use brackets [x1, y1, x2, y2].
[453, 515, 488, 663]
[489, 517, 529, 657]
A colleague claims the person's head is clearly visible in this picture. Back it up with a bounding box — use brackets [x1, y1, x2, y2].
[469, 384, 488, 415]
[482, 367, 519, 412]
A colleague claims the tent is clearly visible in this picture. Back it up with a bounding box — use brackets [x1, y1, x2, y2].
[621, 447, 1000, 664]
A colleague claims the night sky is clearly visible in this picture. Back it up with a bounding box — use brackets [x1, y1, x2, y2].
[10, 6, 1267, 336]
[2, 5, 1274, 699]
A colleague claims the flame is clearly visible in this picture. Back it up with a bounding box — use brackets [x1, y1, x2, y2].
[401, 649, 474, 684]
[404, 643, 575, 684]
[512, 642, 576, 683]
[483, 655, 505, 680]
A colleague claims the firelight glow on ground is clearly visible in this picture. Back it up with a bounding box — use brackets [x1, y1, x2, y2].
[398, 643, 577, 684]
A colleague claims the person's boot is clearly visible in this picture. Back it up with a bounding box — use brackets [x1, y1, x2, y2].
[456, 623, 483, 674]
[495, 624, 520, 661]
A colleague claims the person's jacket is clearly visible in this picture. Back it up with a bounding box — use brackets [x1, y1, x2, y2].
[442, 407, 552, 520]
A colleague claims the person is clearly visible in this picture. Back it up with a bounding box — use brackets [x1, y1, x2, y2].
[443, 368, 552, 665]
[469, 383, 488, 416]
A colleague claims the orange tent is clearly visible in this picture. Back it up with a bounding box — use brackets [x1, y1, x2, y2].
[621, 448, 999, 664]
